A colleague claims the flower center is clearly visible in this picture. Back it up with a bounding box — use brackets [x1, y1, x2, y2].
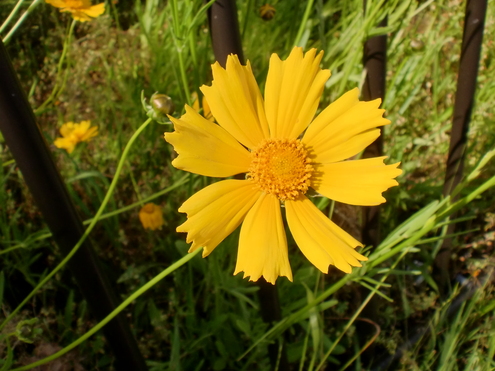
[248, 138, 313, 201]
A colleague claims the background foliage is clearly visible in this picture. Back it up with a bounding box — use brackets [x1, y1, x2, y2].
[1, 0, 495, 370]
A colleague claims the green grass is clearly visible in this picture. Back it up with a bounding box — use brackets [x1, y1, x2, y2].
[1, 0, 495, 370]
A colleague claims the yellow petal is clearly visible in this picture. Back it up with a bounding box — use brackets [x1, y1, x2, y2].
[45, 0, 67, 9]
[60, 122, 75, 137]
[65, 9, 92, 22]
[54, 137, 76, 153]
[165, 106, 251, 177]
[139, 203, 164, 231]
[313, 157, 402, 206]
[83, 3, 105, 18]
[177, 180, 260, 256]
[285, 197, 366, 274]
[264, 47, 331, 139]
[80, 126, 98, 141]
[311, 129, 381, 164]
[191, 92, 200, 112]
[76, 120, 98, 141]
[202, 95, 214, 121]
[201, 55, 269, 149]
[235, 193, 292, 284]
[303, 88, 390, 163]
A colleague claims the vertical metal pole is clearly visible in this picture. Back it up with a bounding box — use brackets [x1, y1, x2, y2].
[435, 0, 488, 295]
[207, 1, 289, 369]
[0, 40, 147, 370]
[208, 0, 244, 67]
[361, 13, 387, 248]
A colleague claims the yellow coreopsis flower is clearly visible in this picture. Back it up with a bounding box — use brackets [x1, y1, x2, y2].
[54, 120, 98, 153]
[139, 203, 164, 231]
[164, 47, 402, 284]
[45, 0, 105, 22]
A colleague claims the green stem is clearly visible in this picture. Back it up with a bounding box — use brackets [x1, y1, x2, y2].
[2, 159, 15, 167]
[176, 45, 192, 106]
[170, 0, 180, 33]
[293, 0, 315, 47]
[2, 0, 42, 44]
[0, 118, 152, 332]
[187, 0, 198, 68]
[11, 248, 202, 371]
[128, 164, 144, 204]
[241, 0, 252, 41]
[169, 0, 191, 105]
[0, 0, 26, 34]
[34, 19, 76, 115]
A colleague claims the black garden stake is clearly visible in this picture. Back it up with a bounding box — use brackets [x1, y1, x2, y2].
[435, 0, 488, 295]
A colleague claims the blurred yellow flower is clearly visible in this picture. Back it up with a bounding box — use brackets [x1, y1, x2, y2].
[139, 203, 164, 231]
[192, 92, 213, 121]
[45, 0, 105, 22]
[165, 47, 402, 284]
[54, 120, 98, 153]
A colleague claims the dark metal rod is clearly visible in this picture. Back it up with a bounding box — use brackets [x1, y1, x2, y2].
[0, 40, 147, 370]
[361, 12, 387, 248]
[443, 0, 488, 196]
[435, 0, 488, 295]
[207, 1, 288, 369]
[207, 0, 244, 67]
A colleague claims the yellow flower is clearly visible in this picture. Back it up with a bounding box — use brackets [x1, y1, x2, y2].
[139, 203, 164, 231]
[191, 92, 214, 121]
[164, 47, 402, 284]
[45, 0, 105, 22]
[54, 120, 98, 153]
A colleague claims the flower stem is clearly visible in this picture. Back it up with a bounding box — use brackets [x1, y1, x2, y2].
[2, 0, 42, 44]
[176, 47, 192, 105]
[0, 0, 26, 35]
[34, 19, 76, 115]
[169, 0, 192, 106]
[0, 118, 152, 332]
[293, 0, 315, 47]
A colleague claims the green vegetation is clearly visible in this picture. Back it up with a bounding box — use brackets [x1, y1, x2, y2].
[1, 0, 494, 369]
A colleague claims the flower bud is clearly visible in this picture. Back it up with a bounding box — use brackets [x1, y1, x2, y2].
[260, 4, 275, 21]
[151, 93, 175, 117]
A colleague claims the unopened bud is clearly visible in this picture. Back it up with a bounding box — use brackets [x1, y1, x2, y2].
[141, 91, 174, 124]
[151, 93, 175, 116]
[260, 4, 275, 21]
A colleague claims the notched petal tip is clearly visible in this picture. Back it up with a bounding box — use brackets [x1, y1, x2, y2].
[286, 197, 367, 275]
[313, 155, 402, 206]
[236, 194, 293, 284]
